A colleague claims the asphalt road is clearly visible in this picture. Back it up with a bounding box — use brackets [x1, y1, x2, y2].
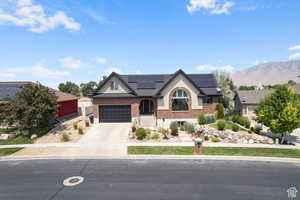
[0, 159, 299, 200]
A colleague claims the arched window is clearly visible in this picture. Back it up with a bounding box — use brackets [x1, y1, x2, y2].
[171, 89, 189, 111]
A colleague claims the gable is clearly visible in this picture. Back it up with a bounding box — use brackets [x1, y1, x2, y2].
[157, 74, 203, 110]
[99, 76, 131, 94]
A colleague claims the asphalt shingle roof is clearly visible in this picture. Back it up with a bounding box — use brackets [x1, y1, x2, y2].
[236, 90, 273, 104]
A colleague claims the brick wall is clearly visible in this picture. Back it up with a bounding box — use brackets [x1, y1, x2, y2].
[156, 103, 218, 119]
[93, 98, 140, 119]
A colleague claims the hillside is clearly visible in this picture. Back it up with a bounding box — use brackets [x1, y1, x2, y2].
[231, 60, 300, 86]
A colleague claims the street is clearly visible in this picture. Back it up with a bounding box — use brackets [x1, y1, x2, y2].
[0, 159, 299, 200]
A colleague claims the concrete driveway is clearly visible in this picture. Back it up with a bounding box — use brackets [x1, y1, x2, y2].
[67, 123, 131, 156]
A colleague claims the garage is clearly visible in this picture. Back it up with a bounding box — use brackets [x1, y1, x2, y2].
[99, 105, 131, 123]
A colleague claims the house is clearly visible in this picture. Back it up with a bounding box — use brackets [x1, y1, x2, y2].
[234, 90, 273, 119]
[0, 82, 78, 118]
[92, 69, 222, 127]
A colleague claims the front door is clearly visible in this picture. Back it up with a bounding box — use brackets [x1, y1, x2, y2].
[139, 99, 154, 115]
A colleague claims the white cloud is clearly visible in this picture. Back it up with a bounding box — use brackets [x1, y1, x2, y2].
[195, 64, 234, 72]
[0, 71, 16, 78]
[95, 57, 107, 64]
[59, 56, 83, 69]
[104, 67, 122, 74]
[0, 0, 80, 33]
[289, 45, 300, 51]
[85, 10, 115, 24]
[289, 52, 300, 60]
[31, 59, 70, 78]
[251, 60, 268, 66]
[187, 0, 234, 15]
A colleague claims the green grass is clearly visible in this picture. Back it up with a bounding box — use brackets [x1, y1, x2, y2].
[128, 146, 195, 155]
[128, 146, 300, 158]
[209, 121, 247, 131]
[0, 128, 18, 134]
[0, 136, 32, 145]
[0, 148, 23, 156]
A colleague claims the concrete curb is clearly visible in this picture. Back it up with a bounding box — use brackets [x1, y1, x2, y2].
[1, 155, 300, 163]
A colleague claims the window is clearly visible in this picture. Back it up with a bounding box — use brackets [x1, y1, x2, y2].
[171, 89, 189, 111]
[203, 96, 213, 104]
[110, 81, 118, 90]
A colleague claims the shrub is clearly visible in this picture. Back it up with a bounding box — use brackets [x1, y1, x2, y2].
[205, 115, 216, 124]
[179, 125, 185, 131]
[238, 116, 250, 128]
[73, 123, 78, 130]
[136, 128, 147, 140]
[158, 128, 169, 139]
[170, 121, 179, 136]
[232, 115, 240, 123]
[145, 128, 152, 134]
[252, 125, 262, 134]
[232, 124, 239, 132]
[184, 122, 195, 134]
[211, 137, 220, 143]
[131, 126, 136, 132]
[217, 120, 226, 131]
[85, 120, 90, 127]
[215, 103, 224, 119]
[78, 127, 84, 135]
[204, 135, 209, 141]
[198, 113, 206, 125]
[150, 133, 160, 140]
[61, 132, 70, 142]
[248, 130, 252, 134]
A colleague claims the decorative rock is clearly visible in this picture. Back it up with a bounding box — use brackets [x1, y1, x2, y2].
[248, 139, 254, 144]
[0, 134, 9, 140]
[30, 134, 38, 139]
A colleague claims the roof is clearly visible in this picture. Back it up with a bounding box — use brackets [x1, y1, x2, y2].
[94, 69, 221, 98]
[0, 82, 77, 103]
[236, 90, 273, 105]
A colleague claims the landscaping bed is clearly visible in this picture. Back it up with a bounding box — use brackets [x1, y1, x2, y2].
[128, 146, 300, 158]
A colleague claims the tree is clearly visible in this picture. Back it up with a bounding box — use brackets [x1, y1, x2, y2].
[58, 82, 80, 96]
[215, 103, 224, 119]
[80, 81, 98, 97]
[5, 84, 57, 131]
[239, 85, 256, 90]
[255, 85, 300, 140]
[288, 80, 296, 86]
[213, 71, 236, 111]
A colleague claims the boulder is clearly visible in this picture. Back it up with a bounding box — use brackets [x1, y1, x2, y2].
[0, 134, 9, 140]
[30, 134, 38, 139]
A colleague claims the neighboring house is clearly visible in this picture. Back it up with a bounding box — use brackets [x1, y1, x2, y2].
[92, 69, 222, 127]
[0, 82, 78, 118]
[234, 90, 273, 119]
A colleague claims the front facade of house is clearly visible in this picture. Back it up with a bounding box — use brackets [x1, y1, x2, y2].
[92, 69, 221, 127]
[234, 90, 273, 119]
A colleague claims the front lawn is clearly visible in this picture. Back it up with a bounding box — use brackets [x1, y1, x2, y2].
[0, 128, 18, 134]
[0, 148, 23, 156]
[0, 136, 32, 145]
[128, 146, 300, 158]
[209, 121, 247, 131]
[128, 146, 194, 155]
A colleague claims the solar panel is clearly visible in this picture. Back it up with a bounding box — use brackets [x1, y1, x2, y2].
[137, 82, 156, 89]
[128, 75, 165, 83]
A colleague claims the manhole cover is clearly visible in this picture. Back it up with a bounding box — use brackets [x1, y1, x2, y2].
[63, 176, 84, 186]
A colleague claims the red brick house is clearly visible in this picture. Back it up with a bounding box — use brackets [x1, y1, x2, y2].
[92, 69, 222, 127]
[0, 82, 78, 119]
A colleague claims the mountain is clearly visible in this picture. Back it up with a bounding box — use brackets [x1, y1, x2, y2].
[231, 60, 300, 86]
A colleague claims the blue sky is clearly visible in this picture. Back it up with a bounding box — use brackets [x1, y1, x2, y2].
[0, 0, 300, 88]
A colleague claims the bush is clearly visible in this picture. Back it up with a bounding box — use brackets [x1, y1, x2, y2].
[61, 132, 70, 142]
[179, 125, 185, 131]
[232, 115, 240, 123]
[198, 113, 206, 125]
[211, 137, 220, 143]
[85, 120, 90, 127]
[215, 103, 224, 119]
[170, 121, 179, 136]
[78, 127, 84, 135]
[205, 115, 216, 124]
[252, 125, 262, 134]
[145, 128, 152, 134]
[150, 133, 160, 140]
[204, 135, 209, 141]
[73, 123, 78, 130]
[131, 126, 136, 132]
[232, 124, 239, 132]
[238, 116, 250, 128]
[184, 122, 195, 134]
[158, 128, 169, 139]
[217, 120, 226, 131]
[136, 128, 147, 140]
